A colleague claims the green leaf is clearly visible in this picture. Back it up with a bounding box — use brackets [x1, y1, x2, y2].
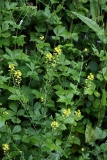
[100, 143, 107, 152]
[12, 134, 21, 140]
[71, 33, 78, 41]
[72, 12, 103, 35]
[50, 0, 59, 4]
[0, 116, 5, 128]
[43, 7, 51, 18]
[94, 91, 100, 97]
[101, 89, 106, 107]
[46, 153, 60, 160]
[85, 125, 97, 143]
[90, 0, 98, 21]
[22, 135, 30, 143]
[84, 88, 93, 95]
[102, 67, 107, 81]
[64, 117, 75, 124]
[53, 25, 69, 39]
[12, 125, 21, 134]
[72, 136, 80, 145]
[2, 22, 9, 31]
[9, 102, 18, 113]
[12, 35, 26, 46]
[88, 61, 98, 71]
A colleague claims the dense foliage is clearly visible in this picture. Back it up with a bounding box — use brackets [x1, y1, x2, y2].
[1, 0, 107, 159]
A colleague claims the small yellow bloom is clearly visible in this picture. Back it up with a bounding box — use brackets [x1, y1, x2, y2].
[41, 96, 44, 102]
[2, 144, 9, 152]
[75, 110, 81, 117]
[63, 108, 71, 117]
[14, 70, 22, 77]
[46, 53, 53, 61]
[84, 48, 88, 52]
[87, 73, 94, 80]
[39, 36, 44, 40]
[51, 121, 58, 129]
[54, 46, 62, 55]
[51, 63, 56, 67]
[81, 148, 84, 151]
[9, 64, 15, 70]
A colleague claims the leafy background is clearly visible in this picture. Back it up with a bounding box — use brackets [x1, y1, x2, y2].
[0, 0, 107, 159]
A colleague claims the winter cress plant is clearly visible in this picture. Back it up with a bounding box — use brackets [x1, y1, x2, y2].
[0, 0, 107, 160]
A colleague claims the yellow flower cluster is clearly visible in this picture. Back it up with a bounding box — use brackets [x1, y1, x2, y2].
[51, 121, 58, 129]
[46, 53, 53, 61]
[9, 64, 15, 70]
[85, 73, 94, 89]
[75, 110, 81, 117]
[39, 36, 44, 40]
[54, 46, 62, 55]
[9, 64, 22, 85]
[14, 70, 22, 84]
[45, 46, 62, 67]
[63, 108, 71, 117]
[2, 144, 9, 152]
[87, 73, 94, 80]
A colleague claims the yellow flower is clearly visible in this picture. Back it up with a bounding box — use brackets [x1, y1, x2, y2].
[14, 70, 22, 77]
[41, 96, 44, 102]
[75, 110, 81, 117]
[46, 53, 53, 61]
[51, 63, 56, 67]
[63, 108, 71, 117]
[81, 148, 84, 151]
[2, 144, 9, 152]
[87, 73, 94, 80]
[84, 48, 88, 52]
[39, 36, 44, 40]
[54, 46, 62, 55]
[9, 64, 15, 70]
[51, 121, 58, 129]
[14, 70, 22, 84]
